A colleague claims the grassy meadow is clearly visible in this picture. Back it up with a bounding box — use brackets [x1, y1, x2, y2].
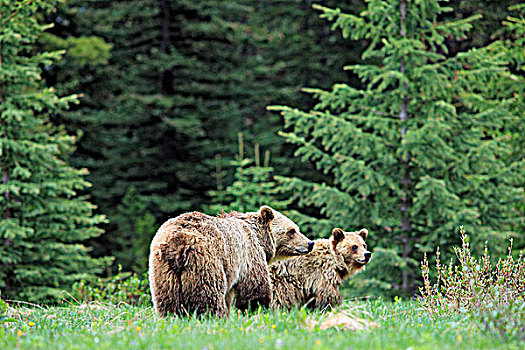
[1, 298, 522, 350]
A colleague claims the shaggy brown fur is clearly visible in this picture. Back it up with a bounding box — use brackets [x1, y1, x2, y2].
[148, 206, 313, 317]
[269, 228, 371, 310]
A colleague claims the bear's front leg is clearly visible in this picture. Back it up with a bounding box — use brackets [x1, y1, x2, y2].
[234, 265, 272, 312]
[311, 284, 342, 310]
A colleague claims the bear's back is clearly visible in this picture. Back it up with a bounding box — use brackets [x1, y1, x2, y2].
[150, 211, 261, 282]
[151, 212, 254, 249]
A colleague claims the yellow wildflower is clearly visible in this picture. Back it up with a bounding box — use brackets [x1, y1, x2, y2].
[28, 322, 35, 327]
[271, 324, 277, 329]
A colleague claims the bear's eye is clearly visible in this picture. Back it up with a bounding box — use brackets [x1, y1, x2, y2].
[287, 228, 296, 237]
[352, 245, 358, 252]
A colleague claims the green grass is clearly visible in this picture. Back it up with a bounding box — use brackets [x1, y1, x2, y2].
[1, 299, 522, 349]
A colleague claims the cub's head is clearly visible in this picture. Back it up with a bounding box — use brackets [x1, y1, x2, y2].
[258, 206, 314, 259]
[331, 228, 371, 274]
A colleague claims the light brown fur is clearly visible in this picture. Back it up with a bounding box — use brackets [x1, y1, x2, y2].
[269, 228, 371, 310]
[148, 206, 313, 317]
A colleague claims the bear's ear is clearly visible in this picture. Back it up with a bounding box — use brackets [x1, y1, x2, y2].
[332, 228, 345, 243]
[358, 228, 368, 241]
[258, 205, 274, 225]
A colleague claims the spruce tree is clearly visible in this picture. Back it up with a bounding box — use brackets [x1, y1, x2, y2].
[206, 133, 287, 215]
[0, 0, 109, 302]
[271, 0, 524, 296]
[447, 0, 523, 51]
[40, 0, 370, 272]
[42, 0, 236, 269]
[43, 0, 285, 270]
[502, 3, 525, 252]
[503, 3, 525, 159]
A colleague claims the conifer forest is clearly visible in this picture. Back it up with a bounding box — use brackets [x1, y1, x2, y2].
[1, 0, 524, 309]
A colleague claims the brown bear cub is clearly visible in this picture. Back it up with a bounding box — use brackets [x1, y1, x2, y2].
[148, 206, 314, 317]
[269, 228, 371, 310]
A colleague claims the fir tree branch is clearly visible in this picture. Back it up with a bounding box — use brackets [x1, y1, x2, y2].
[0, 0, 34, 29]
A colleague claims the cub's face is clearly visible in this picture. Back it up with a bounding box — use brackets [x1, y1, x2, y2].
[258, 206, 314, 258]
[331, 228, 371, 269]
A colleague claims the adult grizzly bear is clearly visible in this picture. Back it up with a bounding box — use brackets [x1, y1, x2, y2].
[149, 206, 314, 317]
[270, 228, 371, 310]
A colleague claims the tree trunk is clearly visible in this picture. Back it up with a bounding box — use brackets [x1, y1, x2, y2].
[399, 0, 412, 294]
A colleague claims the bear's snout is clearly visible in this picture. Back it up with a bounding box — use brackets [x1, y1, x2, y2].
[308, 241, 315, 252]
[364, 251, 372, 262]
[295, 240, 314, 254]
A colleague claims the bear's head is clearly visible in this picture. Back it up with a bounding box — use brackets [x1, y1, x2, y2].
[330, 228, 371, 274]
[258, 206, 314, 260]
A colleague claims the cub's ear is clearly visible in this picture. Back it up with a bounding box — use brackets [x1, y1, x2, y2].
[358, 228, 368, 241]
[258, 205, 274, 225]
[332, 228, 345, 243]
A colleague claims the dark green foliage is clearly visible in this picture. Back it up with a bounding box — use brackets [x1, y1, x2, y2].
[447, 0, 523, 50]
[112, 188, 156, 273]
[70, 265, 150, 306]
[0, 0, 110, 302]
[505, 4, 525, 70]
[206, 133, 288, 214]
[503, 3, 525, 254]
[271, 0, 524, 296]
[45, 0, 239, 268]
[43, 0, 366, 272]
